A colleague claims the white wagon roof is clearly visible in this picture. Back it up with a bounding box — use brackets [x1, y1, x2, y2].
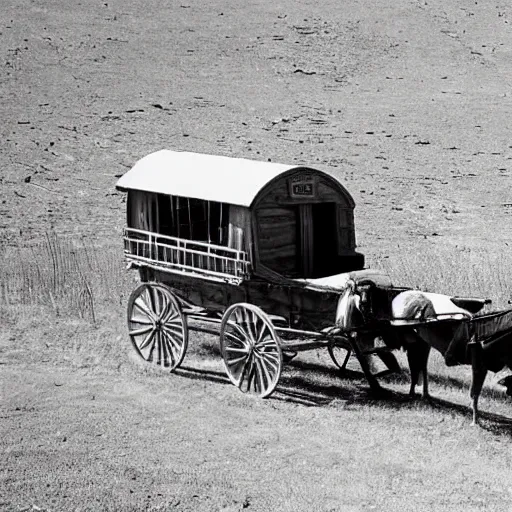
[115, 149, 342, 207]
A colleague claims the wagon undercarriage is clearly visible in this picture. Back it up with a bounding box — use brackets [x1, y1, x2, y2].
[127, 281, 397, 397]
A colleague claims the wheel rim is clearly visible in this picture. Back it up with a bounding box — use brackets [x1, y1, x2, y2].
[328, 344, 351, 371]
[220, 303, 282, 398]
[127, 283, 188, 371]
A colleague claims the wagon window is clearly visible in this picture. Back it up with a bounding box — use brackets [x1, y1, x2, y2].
[207, 201, 229, 245]
[153, 194, 229, 245]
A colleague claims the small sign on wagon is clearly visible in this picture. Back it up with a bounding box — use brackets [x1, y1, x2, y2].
[288, 173, 316, 198]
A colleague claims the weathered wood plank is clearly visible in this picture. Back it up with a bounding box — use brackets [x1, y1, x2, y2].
[141, 267, 340, 331]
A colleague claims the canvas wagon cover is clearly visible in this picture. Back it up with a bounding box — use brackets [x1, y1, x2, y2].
[115, 150, 339, 207]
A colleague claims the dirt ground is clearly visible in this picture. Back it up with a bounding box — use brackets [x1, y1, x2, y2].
[2, 0, 512, 253]
[2, 324, 512, 512]
[2, 0, 512, 510]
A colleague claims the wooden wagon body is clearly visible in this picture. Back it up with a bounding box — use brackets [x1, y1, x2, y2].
[116, 150, 489, 397]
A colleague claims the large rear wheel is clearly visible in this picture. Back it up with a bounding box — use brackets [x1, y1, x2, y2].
[220, 303, 282, 398]
[127, 283, 188, 371]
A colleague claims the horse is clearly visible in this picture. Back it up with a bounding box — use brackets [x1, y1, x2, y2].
[388, 291, 512, 425]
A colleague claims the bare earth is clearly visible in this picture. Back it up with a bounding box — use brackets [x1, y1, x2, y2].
[1, 0, 512, 510]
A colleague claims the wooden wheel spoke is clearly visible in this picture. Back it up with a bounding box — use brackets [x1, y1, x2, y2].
[163, 309, 180, 324]
[255, 341, 279, 356]
[156, 331, 163, 366]
[227, 322, 251, 345]
[256, 336, 277, 349]
[146, 331, 158, 362]
[256, 352, 279, 373]
[244, 311, 256, 342]
[256, 322, 269, 344]
[236, 355, 253, 389]
[226, 353, 249, 367]
[138, 328, 156, 351]
[249, 312, 262, 343]
[161, 325, 183, 352]
[225, 331, 247, 346]
[163, 322, 184, 337]
[160, 330, 174, 367]
[129, 317, 154, 326]
[154, 288, 167, 318]
[160, 291, 180, 323]
[253, 358, 267, 393]
[163, 331, 179, 368]
[234, 308, 245, 325]
[225, 346, 249, 354]
[133, 298, 156, 322]
[244, 359, 257, 393]
[156, 292, 170, 322]
[256, 356, 272, 387]
[144, 287, 158, 316]
[154, 287, 165, 315]
[161, 329, 179, 366]
[129, 325, 153, 337]
[249, 321, 259, 344]
[156, 330, 164, 365]
[243, 308, 252, 325]
[159, 329, 173, 367]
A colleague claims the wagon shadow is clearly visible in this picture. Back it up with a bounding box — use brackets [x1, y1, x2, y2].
[179, 350, 512, 432]
[175, 365, 230, 387]
[293, 360, 512, 424]
[190, 342, 510, 399]
[177, 357, 411, 408]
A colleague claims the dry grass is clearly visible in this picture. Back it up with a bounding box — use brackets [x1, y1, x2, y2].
[368, 245, 512, 310]
[0, 233, 134, 325]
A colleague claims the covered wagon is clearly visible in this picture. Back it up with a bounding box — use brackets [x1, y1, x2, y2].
[115, 150, 489, 398]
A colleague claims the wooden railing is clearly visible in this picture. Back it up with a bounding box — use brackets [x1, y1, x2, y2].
[123, 228, 250, 282]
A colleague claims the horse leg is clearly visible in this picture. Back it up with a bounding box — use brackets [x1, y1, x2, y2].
[469, 340, 487, 426]
[349, 333, 383, 393]
[405, 333, 430, 398]
[419, 342, 431, 399]
[406, 343, 421, 397]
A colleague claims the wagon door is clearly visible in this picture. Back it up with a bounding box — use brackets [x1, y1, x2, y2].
[311, 203, 338, 277]
[257, 207, 299, 277]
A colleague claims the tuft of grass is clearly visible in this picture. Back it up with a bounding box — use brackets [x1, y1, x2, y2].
[367, 244, 512, 310]
[0, 232, 135, 325]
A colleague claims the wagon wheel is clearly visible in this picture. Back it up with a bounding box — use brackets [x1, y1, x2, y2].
[220, 303, 283, 398]
[328, 344, 352, 372]
[127, 283, 188, 371]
